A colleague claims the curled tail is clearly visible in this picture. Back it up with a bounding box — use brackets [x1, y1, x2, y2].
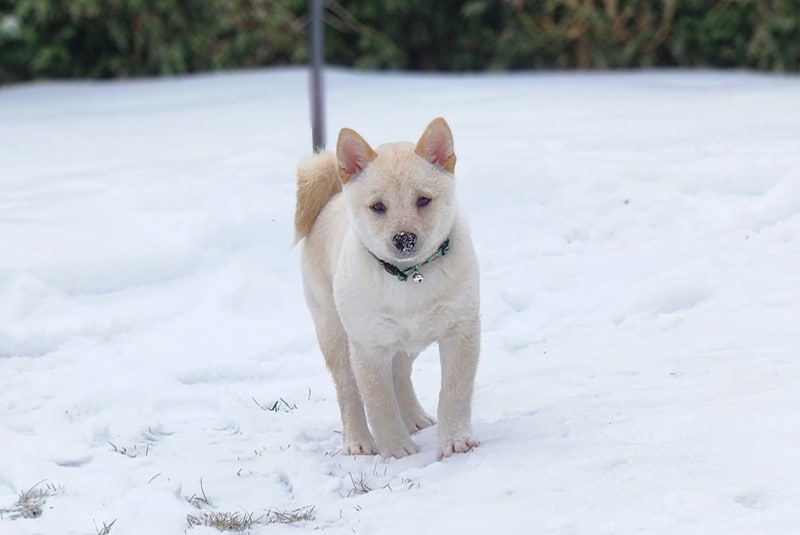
[294, 151, 342, 244]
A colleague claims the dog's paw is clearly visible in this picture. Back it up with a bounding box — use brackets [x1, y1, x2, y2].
[404, 412, 436, 435]
[378, 438, 419, 459]
[437, 436, 479, 460]
[341, 439, 377, 456]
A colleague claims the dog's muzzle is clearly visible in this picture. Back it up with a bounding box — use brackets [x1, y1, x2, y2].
[392, 231, 417, 254]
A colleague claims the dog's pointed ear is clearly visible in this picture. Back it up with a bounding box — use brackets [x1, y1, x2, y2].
[415, 117, 456, 173]
[337, 128, 377, 183]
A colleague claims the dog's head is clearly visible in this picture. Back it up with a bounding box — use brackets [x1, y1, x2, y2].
[336, 118, 458, 265]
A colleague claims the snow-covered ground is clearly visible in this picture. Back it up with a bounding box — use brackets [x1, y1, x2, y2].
[1, 68, 799, 534]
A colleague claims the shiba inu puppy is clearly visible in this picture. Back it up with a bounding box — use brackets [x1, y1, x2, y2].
[295, 118, 480, 459]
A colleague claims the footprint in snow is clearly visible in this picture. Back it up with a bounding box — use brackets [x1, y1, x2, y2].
[635, 284, 714, 317]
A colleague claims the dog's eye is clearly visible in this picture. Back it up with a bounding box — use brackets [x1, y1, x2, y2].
[370, 202, 386, 213]
[416, 196, 431, 208]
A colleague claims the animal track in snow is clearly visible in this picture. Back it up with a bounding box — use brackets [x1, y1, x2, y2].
[734, 488, 773, 511]
[635, 284, 714, 317]
[54, 454, 93, 468]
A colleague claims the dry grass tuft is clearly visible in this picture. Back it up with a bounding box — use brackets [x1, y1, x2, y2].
[251, 397, 297, 412]
[186, 505, 315, 531]
[266, 505, 315, 524]
[183, 478, 314, 531]
[0, 480, 63, 520]
[187, 511, 264, 531]
[185, 478, 212, 509]
[186, 506, 314, 531]
[347, 472, 372, 497]
[94, 519, 117, 535]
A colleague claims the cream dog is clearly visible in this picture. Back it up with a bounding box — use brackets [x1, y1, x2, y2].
[295, 118, 480, 459]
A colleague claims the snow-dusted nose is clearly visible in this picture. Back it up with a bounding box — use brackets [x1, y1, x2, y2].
[392, 231, 417, 254]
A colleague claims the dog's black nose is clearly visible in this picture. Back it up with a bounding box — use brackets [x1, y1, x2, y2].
[392, 232, 417, 254]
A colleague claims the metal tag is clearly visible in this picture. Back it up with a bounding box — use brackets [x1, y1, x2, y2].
[411, 270, 424, 283]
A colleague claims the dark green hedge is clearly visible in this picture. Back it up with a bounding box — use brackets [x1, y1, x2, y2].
[1, 0, 799, 82]
[0, 0, 308, 82]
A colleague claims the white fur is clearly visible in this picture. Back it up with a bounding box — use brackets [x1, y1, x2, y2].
[297, 119, 480, 459]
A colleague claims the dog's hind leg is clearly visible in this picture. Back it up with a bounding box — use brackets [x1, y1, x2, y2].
[312, 310, 376, 456]
[393, 353, 436, 434]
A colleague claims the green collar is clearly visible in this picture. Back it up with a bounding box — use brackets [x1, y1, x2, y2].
[368, 239, 451, 283]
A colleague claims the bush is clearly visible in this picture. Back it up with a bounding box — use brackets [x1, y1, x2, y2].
[0, 0, 307, 82]
[1, 0, 798, 83]
[324, 0, 800, 71]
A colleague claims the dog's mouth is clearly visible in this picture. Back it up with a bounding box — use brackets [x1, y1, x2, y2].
[387, 249, 420, 262]
[384, 248, 427, 267]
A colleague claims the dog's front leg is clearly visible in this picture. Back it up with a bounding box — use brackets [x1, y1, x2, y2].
[437, 319, 480, 459]
[349, 342, 418, 459]
[393, 352, 436, 434]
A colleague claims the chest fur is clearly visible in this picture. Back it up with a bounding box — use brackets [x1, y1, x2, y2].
[335, 268, 468, 354]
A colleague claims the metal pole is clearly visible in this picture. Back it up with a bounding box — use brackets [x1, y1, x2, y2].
[310, 0, 325, 152]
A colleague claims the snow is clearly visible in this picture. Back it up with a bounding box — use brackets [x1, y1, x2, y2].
[1, 68, 799, 534]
